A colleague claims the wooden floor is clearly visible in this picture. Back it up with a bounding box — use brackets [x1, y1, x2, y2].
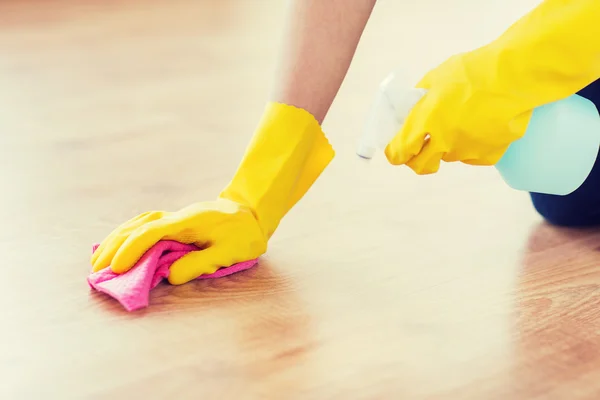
[2, 1, 600, 399]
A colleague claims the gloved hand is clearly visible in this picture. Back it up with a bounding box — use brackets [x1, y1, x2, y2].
[90, 200, 267, 284]
[91, 102, 334, 284]
[385, 0, 600, 174]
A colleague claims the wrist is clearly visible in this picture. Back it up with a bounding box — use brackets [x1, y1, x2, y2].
[219, 102, 334, 238]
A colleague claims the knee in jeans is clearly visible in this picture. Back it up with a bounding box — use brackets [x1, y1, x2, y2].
[530, 193, 590, 227]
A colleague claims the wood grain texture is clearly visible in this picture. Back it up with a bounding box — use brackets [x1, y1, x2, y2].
[1, 1, 600, 399]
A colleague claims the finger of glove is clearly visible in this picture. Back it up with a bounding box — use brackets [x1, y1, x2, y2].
[91, 211, 154, 265]
[92, 212, 163, 271]
[415, 69, 433, 89]
[405, 137, 445, 175]
[384, 97, 431, 165]
[109, 219, 174, 274]
[168, 246, 227, 285]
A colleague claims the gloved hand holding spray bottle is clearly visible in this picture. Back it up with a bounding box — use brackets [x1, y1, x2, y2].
[359, 0, 600, 196]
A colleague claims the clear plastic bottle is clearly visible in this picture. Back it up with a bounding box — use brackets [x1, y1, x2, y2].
[357, 71, 600, 195]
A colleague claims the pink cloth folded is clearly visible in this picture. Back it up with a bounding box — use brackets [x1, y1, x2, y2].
[88, 240, 257, 311]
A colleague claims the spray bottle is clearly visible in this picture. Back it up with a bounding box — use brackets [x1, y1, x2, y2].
[357, 70, 600, 195]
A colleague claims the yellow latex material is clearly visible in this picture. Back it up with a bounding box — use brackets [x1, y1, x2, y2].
[91, 102, 334, 284]
[385, 0, 600, 174]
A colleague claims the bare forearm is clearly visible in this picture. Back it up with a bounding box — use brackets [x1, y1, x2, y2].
[272, 0, 377, 124]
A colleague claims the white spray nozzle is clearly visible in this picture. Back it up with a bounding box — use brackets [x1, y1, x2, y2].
[357, 72, 427, 159]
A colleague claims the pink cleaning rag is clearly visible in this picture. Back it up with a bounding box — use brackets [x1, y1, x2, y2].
[87, 240, 257, 311]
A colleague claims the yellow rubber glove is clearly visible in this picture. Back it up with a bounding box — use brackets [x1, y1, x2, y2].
[385, 0, 600, 174]
[91, 102, 334, 284]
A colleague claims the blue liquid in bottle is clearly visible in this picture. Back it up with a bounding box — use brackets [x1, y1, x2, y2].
[495, 94, 600, 195]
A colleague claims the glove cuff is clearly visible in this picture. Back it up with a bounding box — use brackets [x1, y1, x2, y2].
[219, 102, 335, 238]
[472, 0, 600, 111]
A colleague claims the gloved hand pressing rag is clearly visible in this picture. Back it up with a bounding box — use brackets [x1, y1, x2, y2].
[385, 0, 600, 174]
[91, 102, 334, 284]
